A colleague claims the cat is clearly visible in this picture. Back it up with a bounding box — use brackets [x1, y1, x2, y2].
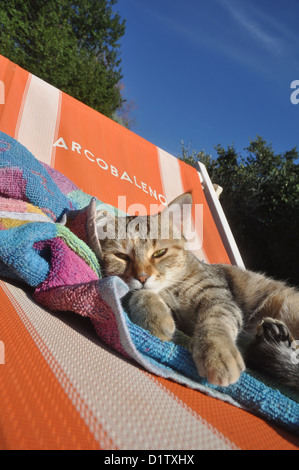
[94, 193, 299, 389]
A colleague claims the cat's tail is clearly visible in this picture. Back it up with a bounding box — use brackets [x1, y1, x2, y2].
[245, 318, 299, 391]
[245, 341, 299, 390]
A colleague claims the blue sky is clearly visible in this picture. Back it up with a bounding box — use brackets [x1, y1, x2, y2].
[116, 0, 299, 160]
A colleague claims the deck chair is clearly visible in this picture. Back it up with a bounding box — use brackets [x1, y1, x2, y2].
[0, 55, 298, 450]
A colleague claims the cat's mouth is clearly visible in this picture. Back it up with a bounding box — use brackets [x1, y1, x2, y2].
[127, 278, 152, 291]
[125, 276, 167, 293]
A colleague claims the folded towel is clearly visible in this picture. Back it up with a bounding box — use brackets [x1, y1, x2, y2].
[0, 130, 298, 435]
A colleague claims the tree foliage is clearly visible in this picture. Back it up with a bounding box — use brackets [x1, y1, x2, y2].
[0, 0, 125, 118]
[180, 137, 299, 285]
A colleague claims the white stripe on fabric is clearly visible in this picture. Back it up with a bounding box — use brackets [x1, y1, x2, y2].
[16, 74, 60, 165]
[1, 280, 237, 450]
[157, 147, 185, 203]
[157, 147, 207, 262]
[0, 211, 52, 223]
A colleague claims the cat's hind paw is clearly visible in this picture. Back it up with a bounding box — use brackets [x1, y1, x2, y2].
[256, 317, 294, 348]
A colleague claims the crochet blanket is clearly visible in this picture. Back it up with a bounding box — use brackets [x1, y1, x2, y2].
[0, 130, 298, 435]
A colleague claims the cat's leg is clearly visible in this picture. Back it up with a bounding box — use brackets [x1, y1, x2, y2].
[191, 302, 245, 387]
[245, 317, 299, 390]
[256, 290, 299, 340]
[125, 290, 176, 341]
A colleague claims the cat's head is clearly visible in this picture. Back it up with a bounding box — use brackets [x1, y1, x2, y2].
[94, 193, 192, 292]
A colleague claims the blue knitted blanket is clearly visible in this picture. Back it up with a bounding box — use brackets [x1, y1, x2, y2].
[0, 131, 298, 436]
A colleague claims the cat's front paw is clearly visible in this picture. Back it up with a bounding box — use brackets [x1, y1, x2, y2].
[148, 310, 176, 342]
[193, 340, 245, 387]
[127, 290, 175, 342]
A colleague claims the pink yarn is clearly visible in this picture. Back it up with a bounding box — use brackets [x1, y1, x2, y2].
[0, 168, 27, 200]
[34, 237, 98, 290]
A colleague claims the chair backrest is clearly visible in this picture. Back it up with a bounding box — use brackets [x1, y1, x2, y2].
[0, 54, 243, 268]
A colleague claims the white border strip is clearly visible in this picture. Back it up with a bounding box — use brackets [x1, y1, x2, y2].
[196, 162, 244, 268]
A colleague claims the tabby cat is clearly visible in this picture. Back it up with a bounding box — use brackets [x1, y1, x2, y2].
[94, 193, 299, 389]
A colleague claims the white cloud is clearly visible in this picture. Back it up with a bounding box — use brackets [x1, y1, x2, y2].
[215, 0, 289, 56]
[128, 0, 299, 80]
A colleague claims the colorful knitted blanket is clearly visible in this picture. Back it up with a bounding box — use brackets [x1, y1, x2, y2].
[0, 130, 298, 435]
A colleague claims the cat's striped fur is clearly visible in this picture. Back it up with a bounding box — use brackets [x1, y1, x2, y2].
[96, 193, 299, 389]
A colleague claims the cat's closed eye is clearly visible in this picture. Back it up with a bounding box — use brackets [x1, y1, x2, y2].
[152, 248, 168, 259]
[114, 252, 131, 262]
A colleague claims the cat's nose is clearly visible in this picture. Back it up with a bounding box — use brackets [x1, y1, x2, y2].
[138, 273, 149, 285]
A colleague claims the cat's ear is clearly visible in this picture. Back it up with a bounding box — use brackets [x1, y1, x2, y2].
[95, 209, 117, 240]
[86, 198, 118, 261]
[168, 193, 193, 209]
[160, 192, 193, 239]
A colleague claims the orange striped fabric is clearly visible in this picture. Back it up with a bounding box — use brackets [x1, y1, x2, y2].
[0, 55, 298, 450]
[0, 55, 231, 265]
[0, 282, 103, 450]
